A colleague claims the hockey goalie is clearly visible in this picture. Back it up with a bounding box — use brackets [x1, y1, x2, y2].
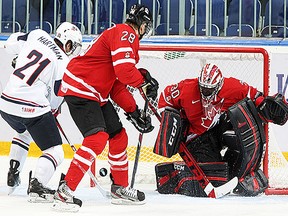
[154, 63, 288, 198]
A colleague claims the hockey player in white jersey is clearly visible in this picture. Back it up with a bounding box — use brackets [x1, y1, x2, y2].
[0, 22, 82, 202]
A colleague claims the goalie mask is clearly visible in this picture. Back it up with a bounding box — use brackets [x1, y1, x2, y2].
[199, 64, 224, 102]
[55, 22, 82, 56]
[126, 4, 153, 40]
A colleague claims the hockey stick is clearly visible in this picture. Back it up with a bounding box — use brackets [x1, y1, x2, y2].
[130, 99, 149, 188]
[178, 143, 238, 198]
[139, 92, 238, 198]
[55, 118, 111, 198]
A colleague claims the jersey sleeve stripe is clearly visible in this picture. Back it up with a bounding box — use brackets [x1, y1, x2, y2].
[111, 47, 133, 55]
[112, 58, 136, 66]
[247, 87, 251, 98]
[162, 92, 174, 106]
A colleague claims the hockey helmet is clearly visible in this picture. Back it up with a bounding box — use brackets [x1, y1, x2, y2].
[126, 4, 153, 39]
[198, 63, 224, 101]
[55, 22, 82, 56]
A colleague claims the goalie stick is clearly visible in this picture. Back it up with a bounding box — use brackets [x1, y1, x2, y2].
[130, 99, 149, 188]
[55, 118, 111, 198]
[138, 90, 238, 198]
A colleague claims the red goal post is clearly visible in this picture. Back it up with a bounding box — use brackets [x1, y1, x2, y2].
[92, 45, 288, 195]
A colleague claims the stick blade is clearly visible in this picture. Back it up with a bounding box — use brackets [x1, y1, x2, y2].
[212, 177, 238, 198]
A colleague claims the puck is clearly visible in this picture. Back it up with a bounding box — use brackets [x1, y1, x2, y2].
[99, 168, 108, 177]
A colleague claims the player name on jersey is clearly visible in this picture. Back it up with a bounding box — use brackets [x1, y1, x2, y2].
[38, 36, 63, 60]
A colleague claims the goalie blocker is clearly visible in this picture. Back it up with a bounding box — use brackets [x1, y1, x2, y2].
[153, 107, 184, 158]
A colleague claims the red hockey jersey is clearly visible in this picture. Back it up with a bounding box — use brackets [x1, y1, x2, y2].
[59, 24, 145, 112]
[158, 77, 261, 136]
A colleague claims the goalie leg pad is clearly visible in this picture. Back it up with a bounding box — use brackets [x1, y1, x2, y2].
[155, 161, 229, 197]
[233, 169, 268, 196]
[226, 98, 266, 178]
[153, 108, 182, 158]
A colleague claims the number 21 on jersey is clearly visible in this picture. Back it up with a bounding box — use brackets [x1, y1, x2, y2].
[13, 49, 51, 86]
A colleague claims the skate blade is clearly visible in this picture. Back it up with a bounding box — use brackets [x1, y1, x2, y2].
[51, 200, 80, 213]
[28, 193, 54, 203]
[8, 186, 17, 195]
[111, 197, 146, 205]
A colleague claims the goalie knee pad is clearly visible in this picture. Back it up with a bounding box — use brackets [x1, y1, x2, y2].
[233, 169, 268, 196]
[155, 161, 229, 197]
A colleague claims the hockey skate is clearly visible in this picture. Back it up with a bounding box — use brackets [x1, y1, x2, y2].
[27, 171, 55, 203]
[7, 159, 21, 195]
[51, 174, 82, 213]
[111, 184, 145, 205]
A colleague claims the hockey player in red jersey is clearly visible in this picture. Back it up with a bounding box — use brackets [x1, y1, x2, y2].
[158, 64, 263, 136]
[0, 22, 82, 202]
[154, 63, 288, 197]
[52, 4, 158, 210]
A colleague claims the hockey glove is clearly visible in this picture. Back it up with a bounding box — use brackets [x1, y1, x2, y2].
[139, 68, 159, 100]
[11, 56, 18, 68]
[257, 93, 288, 125]
[125, 107, 154, 133]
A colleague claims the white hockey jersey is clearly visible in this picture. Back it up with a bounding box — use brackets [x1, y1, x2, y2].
[0, 29, 68, 118]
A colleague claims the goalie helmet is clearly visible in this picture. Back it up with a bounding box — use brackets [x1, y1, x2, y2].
[198, 63, 224, 101]
[126, 4, 153, 39]
[55, 22, 82, 56]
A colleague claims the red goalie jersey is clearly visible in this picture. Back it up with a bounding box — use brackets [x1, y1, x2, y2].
[59, 24, 145, 112]
[158, 77, 262, 136]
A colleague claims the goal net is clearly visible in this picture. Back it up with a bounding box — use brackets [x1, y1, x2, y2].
[93, 45, 288, 195]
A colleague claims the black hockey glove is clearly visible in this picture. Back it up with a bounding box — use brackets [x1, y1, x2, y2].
[139, 68, 159, 100]
[125, 107, 154, 133]
[11, 56, 18, 68]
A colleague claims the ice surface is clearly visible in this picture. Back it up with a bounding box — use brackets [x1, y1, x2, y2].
[1, 156, 288, 216]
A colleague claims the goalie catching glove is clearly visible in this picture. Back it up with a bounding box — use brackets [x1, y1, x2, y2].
[139, 68, 159, 100]
[258, 93, 288, 125]
[125, 106, 154, 133]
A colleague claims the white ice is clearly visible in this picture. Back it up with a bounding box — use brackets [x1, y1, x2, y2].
[1, 156, 288, 216]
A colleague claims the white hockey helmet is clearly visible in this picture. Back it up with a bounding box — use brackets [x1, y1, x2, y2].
[55, 22, 82, 56]
[198, 63, 224, 101]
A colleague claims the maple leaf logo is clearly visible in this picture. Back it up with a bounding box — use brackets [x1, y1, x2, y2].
[201, 99, 224, 129]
